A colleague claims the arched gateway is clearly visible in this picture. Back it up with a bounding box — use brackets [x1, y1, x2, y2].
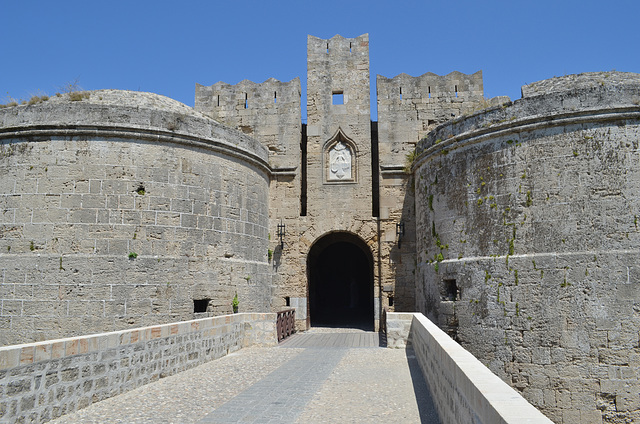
[307, 232, 374, 329]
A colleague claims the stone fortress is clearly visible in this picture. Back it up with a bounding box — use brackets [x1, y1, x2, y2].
[0, 33, 638, 423]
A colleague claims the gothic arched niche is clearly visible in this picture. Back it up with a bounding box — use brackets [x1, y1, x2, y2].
[323, 128, 357, 183]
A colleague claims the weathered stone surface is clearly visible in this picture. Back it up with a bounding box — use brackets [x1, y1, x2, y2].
[0, 313, 276, 423]
[0, 91, 272, 345]
[391, 313, 553, 424]
[413, 71, 640, 424]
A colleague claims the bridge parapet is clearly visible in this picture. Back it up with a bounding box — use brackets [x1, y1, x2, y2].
[0, 313, 276, 423]
[386, 312, 552, 424]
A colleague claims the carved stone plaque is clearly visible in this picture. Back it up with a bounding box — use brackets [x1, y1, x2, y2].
[328, 142, 352, 180]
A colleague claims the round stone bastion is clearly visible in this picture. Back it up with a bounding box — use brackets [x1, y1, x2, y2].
[413, 72, 640, 423]
[0, 90, 272, 345]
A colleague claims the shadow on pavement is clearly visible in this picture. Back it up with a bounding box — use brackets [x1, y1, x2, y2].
[406, 347, 442, 423]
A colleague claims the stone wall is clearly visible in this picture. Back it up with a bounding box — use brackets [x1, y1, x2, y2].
[194, 77, 306, 323]
[377, 71, 486, 160]
[413, 72, 640, 423]
[0, 90, 273, 345]
[194, 78, 302, 172]
[386, 312, 553, 424]
[376, 71, 505, 313]
[0, 312, 277, 423]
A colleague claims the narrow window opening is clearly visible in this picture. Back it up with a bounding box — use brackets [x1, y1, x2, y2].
[274, 91, 277, 104]
[428, 86, 431, 99]
[399, 87, 402, 100]
[332, 91, 344, 105]
[285, 296, 290, 307]
[217, 95, 220, 107]
[388, 295, 394, 307]
[349, 42, 352, 52]
[193, 299, 210, 313]
[442, 279, 460, 301]
[455, 85, 458, 98]
[326, 43, 329, 53]
[244, 93, 248, 109]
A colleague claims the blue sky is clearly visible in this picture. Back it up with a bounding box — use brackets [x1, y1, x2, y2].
[2, 0, 639, 119]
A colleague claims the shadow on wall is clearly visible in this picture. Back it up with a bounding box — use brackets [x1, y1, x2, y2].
[390, 175, 417, 312]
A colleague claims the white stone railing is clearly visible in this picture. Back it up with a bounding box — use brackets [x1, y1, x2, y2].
[0, 313, 277, 423]
[386, 312, 553, 424]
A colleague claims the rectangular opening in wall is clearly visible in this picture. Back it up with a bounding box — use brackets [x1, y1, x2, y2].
[326, 42, 329, 53]
[455, 85, 458, 98]
[285, 296, 290, 307]
[244, 93, 248, 109]
[274, 91, 277, 104]
[428, 86, 431, 99]
[349, 42, 352, 52]
[332, 91, 344, 105]
[217, 95, 220, 107]
[441, 279, 460, 301]
[193, 299, 210, 313]
[399, 87, 402, 100]
[388, 295, 394, 307]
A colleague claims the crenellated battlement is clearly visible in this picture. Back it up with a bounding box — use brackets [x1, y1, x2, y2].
[195, 77, 301, 122]
[376, 70, 496, 169]
[307, 33, 369, 60]
[377, 70, 484, 101]
[195, 78, 301, 170]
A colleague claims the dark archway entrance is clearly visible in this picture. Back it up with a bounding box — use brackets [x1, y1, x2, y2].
[307, 232, 374, 330]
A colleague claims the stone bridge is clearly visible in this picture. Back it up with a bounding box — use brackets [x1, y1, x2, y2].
[0, 313, 551, 424]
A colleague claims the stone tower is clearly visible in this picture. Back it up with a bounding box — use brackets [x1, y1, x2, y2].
[305, 34, 373, 215]
[301, 34, 379, 327]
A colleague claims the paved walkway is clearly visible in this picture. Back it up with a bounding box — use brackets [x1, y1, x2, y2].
[49, 328, 441, 423]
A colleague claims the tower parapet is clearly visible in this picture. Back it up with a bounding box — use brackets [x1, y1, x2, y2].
[195, 78, 301, 170]
[306, 34, 371, 136]
[377, 71, 491, 168]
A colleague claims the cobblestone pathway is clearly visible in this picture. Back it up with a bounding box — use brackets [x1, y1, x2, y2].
[49, 329, 440, 424]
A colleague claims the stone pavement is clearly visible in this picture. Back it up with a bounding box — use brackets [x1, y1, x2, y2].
[49, 328, 440, 423]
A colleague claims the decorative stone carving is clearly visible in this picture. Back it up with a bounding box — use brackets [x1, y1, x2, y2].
[328, 141, 352, 180]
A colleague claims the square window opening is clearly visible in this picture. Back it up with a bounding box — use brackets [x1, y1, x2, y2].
[332, 92, 344, 105]
[442, 279, 460, 301]
[193, 299, 210, 313]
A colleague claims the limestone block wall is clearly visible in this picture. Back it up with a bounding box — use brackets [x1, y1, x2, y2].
[377, 172, 416, 312]
[194, 78, 302, 172]
[0, 90, 273, 346]
[0, 313, 277, 423]
[306, 34, 373, 217]
[413, 72, 640, 423]
[377, 71, 486, 165]
[195, 78, 304, 322]
[386, 312, 553, 424]
[376, 72, 505, 314]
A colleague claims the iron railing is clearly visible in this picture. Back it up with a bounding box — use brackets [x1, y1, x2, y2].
[277, 308, 296, 342]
